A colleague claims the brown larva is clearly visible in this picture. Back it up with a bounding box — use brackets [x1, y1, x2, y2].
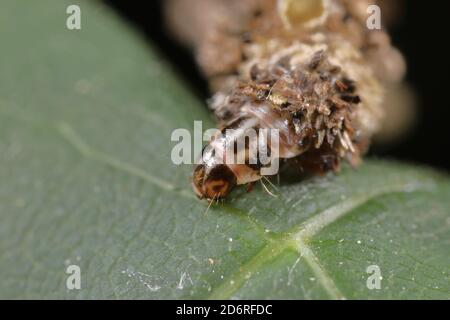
[165, 0, 406, 200]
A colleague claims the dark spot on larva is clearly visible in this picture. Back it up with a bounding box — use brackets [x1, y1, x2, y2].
[342, 13, 351, 22]
[250, 64, 260, 81]
[253, 8, 263, 18]
[340, 94, 361, 104]
[309, 50, 325, 70]
[339, 78, 356, 92]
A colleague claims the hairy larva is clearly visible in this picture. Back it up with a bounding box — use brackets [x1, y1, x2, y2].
[165, 0, 406, 200]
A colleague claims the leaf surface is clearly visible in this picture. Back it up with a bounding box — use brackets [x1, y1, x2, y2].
[0, 0, 449, 299]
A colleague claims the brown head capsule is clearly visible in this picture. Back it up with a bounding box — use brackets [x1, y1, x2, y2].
[193, 164, 237, 200]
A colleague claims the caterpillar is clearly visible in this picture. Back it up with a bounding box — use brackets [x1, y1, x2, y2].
[165, 0, 406, 200]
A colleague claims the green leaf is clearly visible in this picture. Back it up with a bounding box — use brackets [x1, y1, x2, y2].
[0, 0, 449, 299]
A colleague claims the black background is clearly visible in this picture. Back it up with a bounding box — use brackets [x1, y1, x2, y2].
[105, 0, 450, 172]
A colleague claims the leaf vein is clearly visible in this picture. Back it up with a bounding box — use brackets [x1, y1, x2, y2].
[208, 183, 433, 300]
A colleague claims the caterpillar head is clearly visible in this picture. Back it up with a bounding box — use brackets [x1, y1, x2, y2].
[192, 164, 237, 200]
